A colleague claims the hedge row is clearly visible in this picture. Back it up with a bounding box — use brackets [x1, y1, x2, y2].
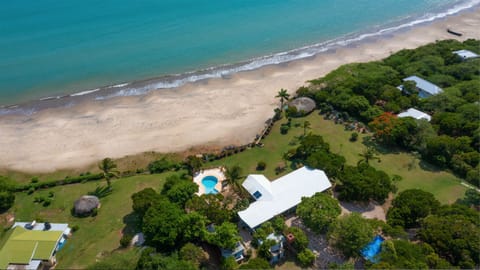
[15, 173, 104, 192]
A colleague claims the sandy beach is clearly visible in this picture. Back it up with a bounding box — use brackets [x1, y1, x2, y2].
[1, 8, 479, 173]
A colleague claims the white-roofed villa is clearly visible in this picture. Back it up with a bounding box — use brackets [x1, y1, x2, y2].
[397, 75, 442, 98]
[397, 108, 431, 122]
[238, 166, 332, 231]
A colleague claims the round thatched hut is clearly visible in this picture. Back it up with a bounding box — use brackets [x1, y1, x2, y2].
[288, 97, 316, 116]
[74, 195, 100, 216]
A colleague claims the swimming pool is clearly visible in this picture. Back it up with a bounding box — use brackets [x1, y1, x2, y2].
[202, 176, 219, 194]
[361, 235, 384, 263]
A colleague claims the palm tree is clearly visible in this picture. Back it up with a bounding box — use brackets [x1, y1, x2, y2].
[224, 165, 244, 195]
[303, 121, 311, 137]
[98, 158, 119, 188]
[358, 147, 381, 165]
[275, 88, 290, 111]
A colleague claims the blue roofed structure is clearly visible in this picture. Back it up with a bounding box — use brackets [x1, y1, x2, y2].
[399, 76, 443, 98]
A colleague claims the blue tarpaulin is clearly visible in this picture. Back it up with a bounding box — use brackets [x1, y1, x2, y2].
[361, 235, 384, 263]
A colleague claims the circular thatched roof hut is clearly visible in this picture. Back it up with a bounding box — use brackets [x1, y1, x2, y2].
[288, 97, 316, 116]
[74, 195, 100, 216]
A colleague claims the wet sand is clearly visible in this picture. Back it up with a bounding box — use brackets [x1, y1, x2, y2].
[1, 8, 479, 173]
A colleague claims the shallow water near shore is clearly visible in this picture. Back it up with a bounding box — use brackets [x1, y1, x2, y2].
[0, 0, 478, 110]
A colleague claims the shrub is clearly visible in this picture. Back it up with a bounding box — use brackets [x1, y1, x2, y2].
[120, 234, 133, 248]
[297, 249, 315, 267]
[91, 208, 98, 217]
[71, 225, 79, 232]
[34, 196, 45, 203]
[256, 161, 267, 171]
[27, 187, 35, 195]
[48, 191, 54, 198]
[0, 191, 15, 213]
[148, 157, 176, 174]
[42, 198, 52, 207]
[280, 124, 290, 134]
[30, 177, 39, 183]
[350, 132, 359, 142]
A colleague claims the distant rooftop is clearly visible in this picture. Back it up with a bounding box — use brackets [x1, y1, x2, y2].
[403, 76, 443, 96]
[398, 108, 431, 122]
[13, 222, 70, 235]
[453, 49, 479, 59]
[238, 166, 331, 229]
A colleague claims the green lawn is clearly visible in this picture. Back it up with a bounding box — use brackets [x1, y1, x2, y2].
[12, 173, 171, 269]
[209, 112, 466, 203]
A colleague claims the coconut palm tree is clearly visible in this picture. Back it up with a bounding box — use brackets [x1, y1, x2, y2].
[98, 158, 119, 188]
[358, 147, 381, 165]
[224, 165, 244, 195]
[276, 88, 290, 111]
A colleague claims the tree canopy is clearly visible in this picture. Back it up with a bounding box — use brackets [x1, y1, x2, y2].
[336, 163, 394, 203]
[372, 240, 452, 269]
[418, 213, 479, 268]
[296, 192, 341, 233]
[206, 222, 240, 250]
[328, 213, 375, 258]
[0, 176, 15, 213]
[387, 189, 440, 228]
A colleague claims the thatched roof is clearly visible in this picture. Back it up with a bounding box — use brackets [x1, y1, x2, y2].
[289, 97, 316, 115]
[74, 195, 100, 216]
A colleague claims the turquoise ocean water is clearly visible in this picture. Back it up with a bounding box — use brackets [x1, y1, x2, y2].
[0, 0, 478, 108]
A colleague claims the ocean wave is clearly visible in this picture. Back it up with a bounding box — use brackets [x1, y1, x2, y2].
[94, 0, 479, 101]
[70, 88, 100, 97]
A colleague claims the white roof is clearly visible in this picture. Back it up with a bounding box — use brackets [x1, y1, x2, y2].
[403, 76, 442, 96]
[398, 108, 431, 121]
[453, 49, 479, 59]
[13, 222, 70, 235]
[238, 166, 331, 229]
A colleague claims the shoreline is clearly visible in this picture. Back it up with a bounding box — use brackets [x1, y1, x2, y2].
[1, 1, 479, 114]
[1, 8, 479, 173]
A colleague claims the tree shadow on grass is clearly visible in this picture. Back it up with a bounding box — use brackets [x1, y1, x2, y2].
[361, 136, 401, 155]
[122, 212, 141, 236]
[418, 160, 444, 172]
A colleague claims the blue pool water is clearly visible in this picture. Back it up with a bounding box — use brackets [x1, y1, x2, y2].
[361, 235, 384, 263]
[202, 176, 219, 194]
[0, 0, 477, 106]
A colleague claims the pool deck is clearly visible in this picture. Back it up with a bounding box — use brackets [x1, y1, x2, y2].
[193, 167, 226, 195]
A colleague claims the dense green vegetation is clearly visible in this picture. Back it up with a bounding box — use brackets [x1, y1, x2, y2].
[387, 189, 440, 228]
[300, 39, 480, 187]
[296, 192, 341, 234]
[0, 176, 15, 213]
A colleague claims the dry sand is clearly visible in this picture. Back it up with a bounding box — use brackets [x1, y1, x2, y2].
[1, 9, 479, 173]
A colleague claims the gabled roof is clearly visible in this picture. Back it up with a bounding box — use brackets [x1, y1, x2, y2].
[453, 49, 479, 59]
[242, 175, 274, 201]
[398, 108, 431, 122]
[0, 226, 63, 269]
[403, 76, 442, 96]
[238, 166, 331, 229]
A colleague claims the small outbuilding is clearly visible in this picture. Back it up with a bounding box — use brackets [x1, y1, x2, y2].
[453, 49, 479, 60]
[398, 108, 431, 122]
[288, 97, 316, 116]
[73, 195, 100, 216]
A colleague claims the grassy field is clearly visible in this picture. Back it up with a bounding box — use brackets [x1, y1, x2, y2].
[209, 112, 466, 203]
[11, 173, 172, 269]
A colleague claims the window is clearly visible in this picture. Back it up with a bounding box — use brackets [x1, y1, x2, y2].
[253, 191, 262, 199]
